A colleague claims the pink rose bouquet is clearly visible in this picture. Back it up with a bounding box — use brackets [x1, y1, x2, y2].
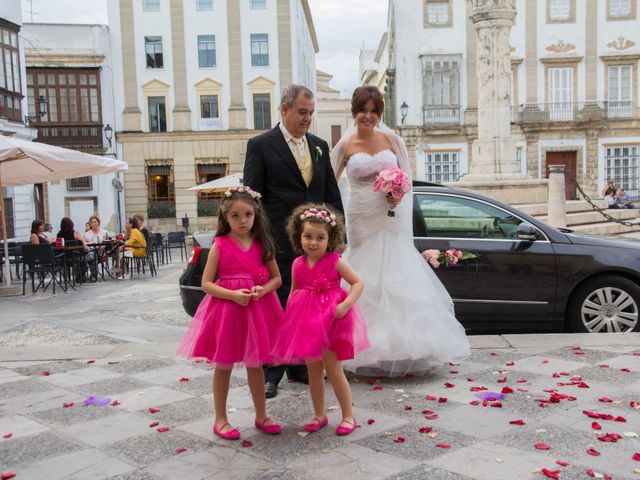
[421, 248, 478, 268]
[373, 167, 412, 217]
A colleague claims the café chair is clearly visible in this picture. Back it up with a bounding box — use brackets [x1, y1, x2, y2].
[165, 231, 188, 262]
[21, 244, 67, 295]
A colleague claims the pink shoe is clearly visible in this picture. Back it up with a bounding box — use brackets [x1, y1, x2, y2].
[213, 422, 240, 440]
[255, 417, 282, 434]
[336, 418, 358, 436]
[303, 416, 328, 433]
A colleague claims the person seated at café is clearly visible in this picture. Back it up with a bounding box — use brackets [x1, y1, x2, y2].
[134, 213, 150, 241]
[603, 187, 620, 209]
[43, 223, 55, 240]
[115, 217, 147, 280]
[616, 187, 635, 209]
[84, 215, 109, 244]
[30, 219, 55, 245]
[57, 217, 90, 252]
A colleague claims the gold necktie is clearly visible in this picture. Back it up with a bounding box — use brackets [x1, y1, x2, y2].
[292, 139, 305, 168]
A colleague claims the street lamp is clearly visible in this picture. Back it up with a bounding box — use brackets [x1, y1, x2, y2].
[400, 101, 408, 125]
[104, 124, 113, 148]
[24, 95, 48, 125]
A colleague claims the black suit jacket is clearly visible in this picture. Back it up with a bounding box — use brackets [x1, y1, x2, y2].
[243, 124, 343, 261]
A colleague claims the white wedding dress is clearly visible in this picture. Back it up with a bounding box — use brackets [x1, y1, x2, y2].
[341, 149, 470, 376]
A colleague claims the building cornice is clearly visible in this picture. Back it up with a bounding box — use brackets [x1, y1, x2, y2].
[539, 56, 583, 65]
[25, 52, 105, 67]
[301, 0, 320, 53]
[599, 53, 640, 62]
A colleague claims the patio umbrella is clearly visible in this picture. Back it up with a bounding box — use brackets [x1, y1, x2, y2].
[0, 134, 127, 287]
[188, 172, 242, 192]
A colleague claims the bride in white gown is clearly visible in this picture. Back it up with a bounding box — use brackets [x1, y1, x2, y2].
[331, 86, 470, 377]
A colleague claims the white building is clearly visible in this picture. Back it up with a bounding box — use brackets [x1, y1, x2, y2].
[108, 0, 318, 231]
[313, 69, 352, 148]
[0, 0, 37, 241]
[23, 23, 123, 234]
[382, 0, 640, 199]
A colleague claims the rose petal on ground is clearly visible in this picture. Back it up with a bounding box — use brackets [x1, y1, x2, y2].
[535, 442, 551, 450]
[179, 377, 189, 382]
[419, 427, 433, 433]
[157, 426, 170, 433]
[2, 433, 12, 439]
[467, 377, 475, 382]
[373, 385, 383, 391]
[149, 421, 159, 427]
[435, 443, 451, 449]
[598, 397, 613, 403]
[241, 440, 253, 447]
[586, 448, 600, 456]
[1, 472, 16, 480]
[621, 368, 631, 373]
[509, 419, 526, 425]
[41, 371, 50, 376]
[63, 402, 74, 408]
[449, 370, 459, 374]
[425, 395, 437, 401]
[393, 437, 406, 443]
[599, 364, 609, 368]
[574, 350, 585, 355]
[111, 400, 120, 406]
[501, 387, 514, 394]
[542, 360, 549, 364]
[470, 400, 480, 406]
[438, 397, 448, 403]
[541, 469, 561, 479]
[175, 447, 186, 454]
[632, 452, 640, 461]
[148, 408, 160, 414]
[425, 413, 439, 420]
[518, 378, 529, 383]
[505, 362, 515, 366]
[555, 460, 570, 467]
[497, 377, 507, 383]
[624, 431, 638, 438]
[404, 405, 412, 411]
[444, 382, 455, 388]
[86, 360, 95, 364]
[592, 422, 602, 430]
[614, 416, 627, 422]
[491, 402, 503, 408]
[367, 418, 375, 425]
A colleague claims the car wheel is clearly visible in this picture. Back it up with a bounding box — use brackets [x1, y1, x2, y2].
[568, 276, 640, 333]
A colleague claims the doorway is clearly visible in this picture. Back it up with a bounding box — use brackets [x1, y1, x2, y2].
[546, 151, 577, 200]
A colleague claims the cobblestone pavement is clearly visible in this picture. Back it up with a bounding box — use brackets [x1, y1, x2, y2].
[0, 264, 639, 479]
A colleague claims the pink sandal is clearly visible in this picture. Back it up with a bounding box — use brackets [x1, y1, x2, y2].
[303, 416, 328, 433]
[212, 422, 240, 440]
[255, 417, 282, 434]
[336, 418, 358, 436]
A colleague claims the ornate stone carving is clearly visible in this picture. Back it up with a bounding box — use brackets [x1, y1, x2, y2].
[607, 37, 636, 50]
[545, 40, 576, 53]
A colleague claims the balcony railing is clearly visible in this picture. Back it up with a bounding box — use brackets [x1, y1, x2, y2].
[34, 124, 103, 148]
[147, 200, 176, 219]
[423, 106, 461, 125]
[197, 198, 222, 217]
[517, 100, 635, 123]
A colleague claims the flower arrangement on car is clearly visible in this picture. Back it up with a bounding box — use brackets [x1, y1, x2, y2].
[373, 167, 412, 217]
[421, 248, 478, 268]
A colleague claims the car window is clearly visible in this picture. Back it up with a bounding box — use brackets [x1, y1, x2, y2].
[416, 193, 522, 239]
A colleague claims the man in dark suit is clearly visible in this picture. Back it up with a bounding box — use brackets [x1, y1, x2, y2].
[243, 84, 343, 398]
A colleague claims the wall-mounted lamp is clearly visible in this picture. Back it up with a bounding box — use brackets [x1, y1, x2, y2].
[24, 95, 48, 125]
[400, 101, 408, 125]
[104, 124, 114, 148]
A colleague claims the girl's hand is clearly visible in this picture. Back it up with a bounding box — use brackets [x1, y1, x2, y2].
[335, 302, 349, 319]
[251, 285, 265, 301]
[232, 289, 253, 306]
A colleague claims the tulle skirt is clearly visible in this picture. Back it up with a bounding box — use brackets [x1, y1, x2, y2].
[176, 279, 283, 369]
[342, 179, 470, 376]
[271, 288, 370, 364]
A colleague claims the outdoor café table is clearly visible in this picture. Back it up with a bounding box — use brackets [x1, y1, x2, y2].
[87, 240, 119, 280]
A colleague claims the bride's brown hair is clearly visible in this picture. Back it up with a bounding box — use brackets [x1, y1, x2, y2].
[287, 203, 345, 255]
[351, 86, 384, 117]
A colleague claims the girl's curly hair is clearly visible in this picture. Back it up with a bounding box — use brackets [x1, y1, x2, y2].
[216, 190, 276, 263]
[286, 203, 345, 255]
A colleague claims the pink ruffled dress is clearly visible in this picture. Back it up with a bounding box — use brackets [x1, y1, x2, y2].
[271, 252, 370, 364]
[177, 235, 283, 368]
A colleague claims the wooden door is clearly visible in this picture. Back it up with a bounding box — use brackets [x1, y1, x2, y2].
[546, 151, 577, 200]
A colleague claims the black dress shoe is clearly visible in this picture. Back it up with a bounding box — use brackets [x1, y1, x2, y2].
[265, 381, 278, 398]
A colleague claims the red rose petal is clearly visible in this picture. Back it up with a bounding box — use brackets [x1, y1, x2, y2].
[241, 440, 253, 447]
[157, 426, 170, 433]
[404, 405, 412, 411]
[574, 350, 585, 355]
[470, 400, 480, 406]
[497, 377, 507, 383]
[149, 421, 160, 427]
[424, 413, 439, 420]
[438, 397, 448, 403]
[393, 437, 406, 443]
[621, 368, 631, 372]
[2, 433, 12, 439]
[1, 472, 16, 480]
[541, 360, 549, 364]
[591, 422, 602, 430]
[449, 370, 459, 374]
[419, 427, 433, 433]
[586, 448, 600, 456]
[107, 361, 119, 365]
[509, 419, 525, 425]
[505, 361, 514, 366]
[179, 377, 189, 382]
[41, 371, 50, 376]
[63, 402, 74, 408]
[501, 387, 514, 394]
[86, 360, 95, 364]
[535, 442, 551, 450]
[111, 400, 120, 406]
[518, 378, 528, 383]
[490, 401, 502, 408]
[598, 397, 613, 403]
[467, 377, 475, 382]
[541, 469, 560, 480]
[599, 364, 609, 368]
[425, 395, 437, 401]
[373, 385, 383, 391]
[490, 352, 499, 356]
[614, 415, 627, 422]
[148, 408, 160, 414]
[175, 447, 186, 454]
[367, 418, 375, 425]
[632, 452, 640, 461]
[630, 401, 640, 410]
[444, 382, 455, 388]
[555, 460, 570, 467]
[435, 443, 451, 449]
[517, 388, 528, 392]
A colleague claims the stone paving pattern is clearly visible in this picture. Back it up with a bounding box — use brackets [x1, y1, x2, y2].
[0, 265, 639, 479]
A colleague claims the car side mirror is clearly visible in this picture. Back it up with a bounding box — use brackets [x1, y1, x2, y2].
[517, 222, 539, 242]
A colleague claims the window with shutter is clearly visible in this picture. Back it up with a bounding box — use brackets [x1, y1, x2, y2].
[421, 56, 461, 124]
[608, 65, 632, 118]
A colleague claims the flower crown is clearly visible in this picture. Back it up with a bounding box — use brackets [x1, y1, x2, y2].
[224, 185, 262, 200]
[299, 208, 337, 227]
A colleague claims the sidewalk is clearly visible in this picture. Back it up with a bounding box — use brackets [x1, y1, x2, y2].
[0, 266, 639, 479]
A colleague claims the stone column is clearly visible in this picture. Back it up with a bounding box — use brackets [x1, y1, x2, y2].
[170, 0, 191, 131]
[119, 0, 141, 131]
[548, 165, 567, 228]
[227, 1, 247, 128]
[465, 0, 521, 180]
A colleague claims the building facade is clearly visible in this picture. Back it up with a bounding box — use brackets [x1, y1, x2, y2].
[23, 23, 122, 234]
[0, 0, 37, 240]
[313, 69, 352, 148]
[108, 0, 318, 231]
[382, 0, 640, 200]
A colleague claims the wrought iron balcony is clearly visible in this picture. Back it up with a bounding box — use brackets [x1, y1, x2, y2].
[147, 200, 176, 219]
[422, 106, 461, 125]
[517, 100, 634, 123]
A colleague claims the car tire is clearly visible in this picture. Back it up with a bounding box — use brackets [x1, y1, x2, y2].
[567, 275, 640, 333]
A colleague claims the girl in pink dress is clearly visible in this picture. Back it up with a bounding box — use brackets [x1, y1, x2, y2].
[272, 204, 369, 436]
[177, 186, 283, 440]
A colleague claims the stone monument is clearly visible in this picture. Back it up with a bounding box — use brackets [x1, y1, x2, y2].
[455, 0, 547, 203]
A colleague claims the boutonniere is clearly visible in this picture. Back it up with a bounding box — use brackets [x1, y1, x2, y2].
[314, 146, 323, 163]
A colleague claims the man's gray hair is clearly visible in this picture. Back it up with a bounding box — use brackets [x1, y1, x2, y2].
[280, 85, 314, 108]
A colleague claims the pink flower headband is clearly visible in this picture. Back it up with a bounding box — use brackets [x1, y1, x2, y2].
[224, 185, 262, 200]
[300, 208, 337, 227]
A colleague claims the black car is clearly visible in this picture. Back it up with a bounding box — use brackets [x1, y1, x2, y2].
[180, 183, 640, 333]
